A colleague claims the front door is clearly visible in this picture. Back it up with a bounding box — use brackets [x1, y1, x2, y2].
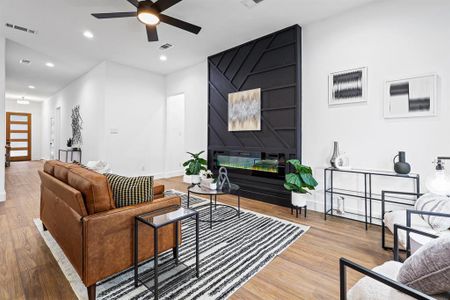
[6, 112, 32, 161]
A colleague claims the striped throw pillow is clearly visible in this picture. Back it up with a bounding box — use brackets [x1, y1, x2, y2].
[415, 193, 450, 232]
[105, 173, 154, 208]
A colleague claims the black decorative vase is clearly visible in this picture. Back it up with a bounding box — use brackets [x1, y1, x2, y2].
[393, 151, 411, 175]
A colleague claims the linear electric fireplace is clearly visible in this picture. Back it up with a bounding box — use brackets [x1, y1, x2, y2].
[213, 151, 285, 179]
[207, 25, 302, 207]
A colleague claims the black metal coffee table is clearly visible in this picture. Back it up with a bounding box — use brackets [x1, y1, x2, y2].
[134, 205, 199, 300]
[187, 183, 240, 229]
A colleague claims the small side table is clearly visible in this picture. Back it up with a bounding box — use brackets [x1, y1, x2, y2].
[134, 206, 200, 300]
[58, 148, 82, 163]
[187, 183, 240, 229]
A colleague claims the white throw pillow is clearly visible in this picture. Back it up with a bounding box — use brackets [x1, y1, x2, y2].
[85, 160, 111, 174]
[415, 193, 450, 232]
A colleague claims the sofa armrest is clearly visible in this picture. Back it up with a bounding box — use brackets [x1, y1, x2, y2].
[381, 190, 422, 250]
[393, 224, 439, 261]
[339, 257, 434, 300]
[81, 195, 181, 287]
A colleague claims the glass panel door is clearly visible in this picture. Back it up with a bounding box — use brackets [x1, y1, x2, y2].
[6, 112, 32, 161]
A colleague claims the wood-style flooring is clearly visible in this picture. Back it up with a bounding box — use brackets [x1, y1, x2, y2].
[0, 161, 392, 299]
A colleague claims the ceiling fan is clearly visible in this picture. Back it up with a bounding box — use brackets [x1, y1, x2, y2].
[91, 0, 201, 42]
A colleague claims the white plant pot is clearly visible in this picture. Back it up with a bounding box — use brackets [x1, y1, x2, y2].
[291, 191, 308, 207]
[191, 175, 201, 184]
[209, 182, 217, 190]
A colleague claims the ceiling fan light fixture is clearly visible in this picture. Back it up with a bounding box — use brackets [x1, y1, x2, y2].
[138, 12, 160, 25]
[137, 3, 160, 25]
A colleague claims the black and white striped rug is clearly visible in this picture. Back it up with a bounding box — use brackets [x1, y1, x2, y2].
[35, 190, 308, 300]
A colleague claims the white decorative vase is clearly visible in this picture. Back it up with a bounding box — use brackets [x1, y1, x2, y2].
[291, 191, 307, 207]
[209, 182, 217, 190]
[191, 175, 201, 184]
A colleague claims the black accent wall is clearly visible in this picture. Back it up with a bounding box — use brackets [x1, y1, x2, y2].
[207, 25, 302, 207]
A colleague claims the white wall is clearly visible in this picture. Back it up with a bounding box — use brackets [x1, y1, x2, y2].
[42, 62, 106, 162]
[0, 35, 5, 201]
[42, 61, 167, 177]
[303, 0, 450, 212]
[104, 62, 166, 176]
[6, 99, 42, 160]
[165, 61, 208, 163]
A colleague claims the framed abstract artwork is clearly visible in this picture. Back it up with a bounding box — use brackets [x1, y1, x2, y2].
[384, 74, 437, 118]
[329, 67, 368, 105]
[228, 88, 261, 131]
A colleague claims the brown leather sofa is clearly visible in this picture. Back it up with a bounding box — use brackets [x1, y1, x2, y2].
[39, 160, 181, 299]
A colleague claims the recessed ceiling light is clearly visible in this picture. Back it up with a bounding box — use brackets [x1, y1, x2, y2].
[19, 58, 31, 65]
[28, 85, 35, 89]
[83, 30, 94, 39]
[46, 62, 55, 68]
[159, 55, 167, 61]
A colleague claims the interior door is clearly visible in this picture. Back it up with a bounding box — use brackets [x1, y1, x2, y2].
[6, 112, 32, 161]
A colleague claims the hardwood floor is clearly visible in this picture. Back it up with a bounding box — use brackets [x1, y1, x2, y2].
[0, 161, 392, 299]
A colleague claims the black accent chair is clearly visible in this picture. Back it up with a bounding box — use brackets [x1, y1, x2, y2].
[340, 224, 439, 300]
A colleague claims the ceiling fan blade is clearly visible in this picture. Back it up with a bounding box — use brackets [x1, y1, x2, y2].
[159, 14, 201, 34]
[152, 0, 183, 12]
[127, 0, 140, 7]
[146, 25, 159, 42]
[92, 12, 137, 19]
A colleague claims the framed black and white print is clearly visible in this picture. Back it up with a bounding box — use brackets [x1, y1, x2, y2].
[329, 67, 367, 105]
[384, 74, 437, 118]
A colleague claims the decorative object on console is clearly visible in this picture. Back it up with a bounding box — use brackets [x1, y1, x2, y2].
[330, 141, 340, 168]
[71, 105, 83, 147]
[335, 153, 351, 170]
[393, 151, 411, 175]
[217, 167, 231, 190]
[384, 74, 437, 118]
[200, 170, 217, 190]
[336, 196, 345, 215]
[426, 157, 450, 196]
[228, 88, 261, 131]
[183, 151, 207, 185]
[66, 138, 73, 148]
[329, 67, 367, 105]
[284, 160, 318, 214]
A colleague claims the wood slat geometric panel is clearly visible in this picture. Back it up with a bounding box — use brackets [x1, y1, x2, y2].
[207, 25, 302, 207]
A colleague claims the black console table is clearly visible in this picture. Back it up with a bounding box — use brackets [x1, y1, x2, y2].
[324, 168, 420, 230]
[58, 149, 82, 163]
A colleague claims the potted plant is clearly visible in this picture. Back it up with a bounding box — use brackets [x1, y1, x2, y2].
[284, 159, 318, 207]
[201, 170, 217, 190]
[183, 151, 207, 184]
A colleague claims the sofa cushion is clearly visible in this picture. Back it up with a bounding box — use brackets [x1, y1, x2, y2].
[384, 210, 437, 247]
[397, 234, 450, 295]
[67, 167, 115, 215]
[415, 193, 450, 232]
[348, 261, 409, 300]
[43, 160, 74, 176]
[105, 173, 154, 208]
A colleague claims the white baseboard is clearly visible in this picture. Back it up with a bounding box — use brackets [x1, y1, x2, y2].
[164, 170, 185, 179]
[0, 191, 5, 202]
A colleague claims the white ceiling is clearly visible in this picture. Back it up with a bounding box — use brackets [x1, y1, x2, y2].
[0, 0, 377, 102]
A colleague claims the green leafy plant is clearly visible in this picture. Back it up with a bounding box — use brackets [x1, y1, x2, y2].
[284, 159, 318, 194]
[183, 151, 207, 176]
